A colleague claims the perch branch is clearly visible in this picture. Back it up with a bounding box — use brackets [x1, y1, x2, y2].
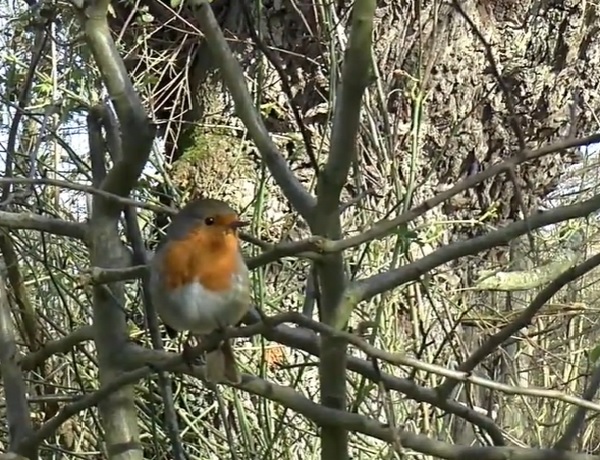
[18, 314, 600, 460]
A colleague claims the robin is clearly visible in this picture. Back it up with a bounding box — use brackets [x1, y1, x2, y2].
[149, 198, 251, 384]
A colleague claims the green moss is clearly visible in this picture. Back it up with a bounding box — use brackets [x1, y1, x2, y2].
[177, 126, 238, 165]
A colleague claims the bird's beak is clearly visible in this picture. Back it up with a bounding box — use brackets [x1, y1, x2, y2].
[229, 219, 250, 229]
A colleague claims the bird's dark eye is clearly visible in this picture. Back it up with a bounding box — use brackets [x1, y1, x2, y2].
[204, 217, 215, 226]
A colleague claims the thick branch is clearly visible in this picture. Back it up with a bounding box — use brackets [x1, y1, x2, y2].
[22, 337, 597, 460]
[79, 29, 145, 458]
[80, 1, 155, 217]
[191, 0, 316, 221]
[310, 3, 375, 457]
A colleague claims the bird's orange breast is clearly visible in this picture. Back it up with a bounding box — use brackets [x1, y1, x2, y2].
[161, 228, 241, 293]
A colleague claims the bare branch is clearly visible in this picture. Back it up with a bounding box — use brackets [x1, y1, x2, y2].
[306, 2, 376, 457]
[191, 0, 316, 221]
[0, 210, 87, 241]
[82, 237, 328, 286]
[437, 251, 600, 398]
[78, 25, 145, 456]
[334, 133, 600, 253]
[0, 276, 34, 458]
[79, 0, 155, 217]
[241, 310, 506, 444]
[315, 0, 375, 221]
[232, 374, 596, 460]
[0, 178, 169, 215]
[18, 326, 94, 372]
[353, 192, 600, 302]
[26, 327, 596, 460]
[240, 2, 319, 173]
[79, 265, 147, 286]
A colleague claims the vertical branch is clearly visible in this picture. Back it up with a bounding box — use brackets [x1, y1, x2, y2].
[79, 0, 156, 216]
[554, 363, 600, 450]
[0, 275, 35, 459]
[100, 103, 187, 460]
[76, 0, 156, 456]
[311, 2, 375, 460]
[86, 108, 144, 460]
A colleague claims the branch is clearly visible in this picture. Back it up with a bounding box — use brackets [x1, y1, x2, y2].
[22, 338, 598, 460]
[191, 0, 316, 221]
[307, 3, 375, 456]
[353, 192, 600, 301]
[0, 276, 34, 458]
[79, 0, 155, 217]
[315, 0, 375, 221]
[222, 374, 597, 460]
[0, 210, 87, 241]
[0, 177, 170, 215]
[437, 251, 600, 398]
[18, 326, 94, 371]
[18, 311, 503, 447]
[240, 2, 319, 173]
[333, 133, 600, 253]
[473, 249, 580, 291]
[241, 311, 506, 444]
[81, 237, 329, 285]
[78, 26, 145, 456]
[243, 313, 600, 413]
[79, 265, 147, 286]
[117, 118, 186, 458]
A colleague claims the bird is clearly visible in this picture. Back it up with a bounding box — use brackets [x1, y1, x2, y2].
[148, 197, 252, 384]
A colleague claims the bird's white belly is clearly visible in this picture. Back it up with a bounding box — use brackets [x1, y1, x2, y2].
[157, 273, 250, 335]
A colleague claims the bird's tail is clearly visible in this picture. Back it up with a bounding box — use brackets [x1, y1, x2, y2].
[205, 339, 241, 384]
